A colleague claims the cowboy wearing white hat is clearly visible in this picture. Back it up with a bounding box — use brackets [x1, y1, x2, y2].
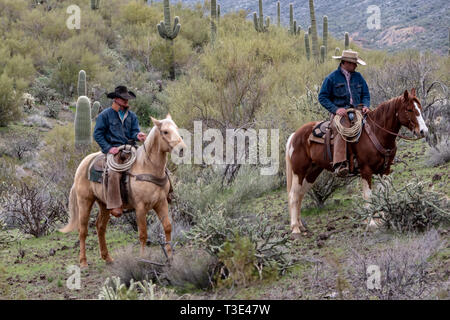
[318, 50, 371, 177]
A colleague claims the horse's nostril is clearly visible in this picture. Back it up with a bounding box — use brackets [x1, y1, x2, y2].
[179, 148, 184, 157]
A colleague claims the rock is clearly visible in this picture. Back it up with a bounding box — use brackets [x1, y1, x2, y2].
[40, 274, 46, 280]
[326, 223, 336, 231]
[432, 173, 443, 181]
[49, 248, 56, 256]
[318, 233, 329, 241]
[317, 240, 325, 248]
[60, 245, 68, 251]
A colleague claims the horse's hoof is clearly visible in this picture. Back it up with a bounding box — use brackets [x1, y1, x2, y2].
[105, 257, 114, 264]
[80, 261, 88, 269]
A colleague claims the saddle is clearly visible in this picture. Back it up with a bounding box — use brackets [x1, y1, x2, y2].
[88, 152, 174, 205]
[88, 153, 131, 205]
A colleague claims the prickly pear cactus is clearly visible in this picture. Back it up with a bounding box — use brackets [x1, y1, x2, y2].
[77, 70, 86, 97]
[75, 96, 92, 147]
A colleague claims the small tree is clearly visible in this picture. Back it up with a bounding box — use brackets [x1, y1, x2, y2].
[0, 73, 21, 127]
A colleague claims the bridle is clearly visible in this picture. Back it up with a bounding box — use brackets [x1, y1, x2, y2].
[365, 103, 423, 141]
[142, 127, 178, 166]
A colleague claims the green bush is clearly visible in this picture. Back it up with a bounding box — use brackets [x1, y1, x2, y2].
[0, 73, 21, 127]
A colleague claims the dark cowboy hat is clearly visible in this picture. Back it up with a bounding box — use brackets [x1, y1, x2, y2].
[106, 86, 136, 100]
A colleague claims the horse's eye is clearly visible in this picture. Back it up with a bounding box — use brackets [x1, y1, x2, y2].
[406, 109, 413, 112]
[163, 131, 168, 135]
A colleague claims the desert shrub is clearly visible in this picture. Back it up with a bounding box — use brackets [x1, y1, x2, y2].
[98, 276, 175, 300]
[217, 235, 263, 288]
[30, 76, 59, 105]
[185, 208, 292, 276]
[111, 245, 215, 292]
[426, 138, 450, 167]
[0, 179, 65, 237]
[24, 114, 52, 129]
[164, 247, 217, 291]
[346, 229, 444, 299]
[0, 73, 21, 127]
[2, 128, 40, 160]
[44, 100, 61, 119]
[133, 92, 165, 127]
[307, 171, 356, 208]
[355, 176, 450, 233]
[0, 157, 16, 196]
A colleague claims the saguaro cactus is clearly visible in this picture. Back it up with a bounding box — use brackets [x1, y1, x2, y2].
[92, 101, 100, 119]
[308, 0, 319, 61]
[91, 0, 100, 10]
[305, 33, 311, 61]
[335, 47, 341, 56]
[75, 96, 92, 147]
[277, 1, 280, 27]
[253, 0, 269, 33]
[157, 0, 181, 80]
[323, 15, 328, 56]
[211, 0, 217, 43]
[289, 3, 294, 35]
[217, 4, 220, 25]
[77, 70, 86, 97]
[320, 45, 325, 63]
[345, 32, 350, 50]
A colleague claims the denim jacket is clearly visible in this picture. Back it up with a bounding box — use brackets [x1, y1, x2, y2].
[318, 65, 371, 114]
[93, 107, 141, 154]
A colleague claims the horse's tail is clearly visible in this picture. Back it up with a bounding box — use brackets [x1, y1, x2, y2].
[59, 185, 79, 233]
[286, 133, 294, 194]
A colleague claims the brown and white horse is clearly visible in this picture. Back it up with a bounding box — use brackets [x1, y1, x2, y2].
[286, 89, 428, 237]
[60, 114, 186, 268]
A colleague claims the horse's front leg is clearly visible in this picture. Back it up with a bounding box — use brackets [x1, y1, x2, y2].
[360, 171, 379, 230]
[135, 204, 148, 258]
[154, 199, 172, 259]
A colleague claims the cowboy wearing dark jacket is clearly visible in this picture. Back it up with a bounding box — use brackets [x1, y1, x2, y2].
[318, 50, 371, 176]
[93, 86, 147, 217]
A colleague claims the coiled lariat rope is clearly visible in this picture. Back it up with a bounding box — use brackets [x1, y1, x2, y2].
[106, 145, 137, 172]
[333, 108, 364, 142]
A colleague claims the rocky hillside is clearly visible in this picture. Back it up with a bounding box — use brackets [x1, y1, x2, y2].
[183, 0, 450, 54]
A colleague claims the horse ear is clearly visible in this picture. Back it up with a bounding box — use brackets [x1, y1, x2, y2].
[411, 88, 416, 97]
[166, 113, 172, 120]
[403, 90, 409, 101]
[151, 116, 162, 128]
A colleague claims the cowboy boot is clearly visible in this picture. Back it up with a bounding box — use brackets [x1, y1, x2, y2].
[334, 162, 349, 177]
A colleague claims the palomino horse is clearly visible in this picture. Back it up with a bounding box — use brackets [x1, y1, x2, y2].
[60, 114, 186, 268]
[286, 89, 428, 238]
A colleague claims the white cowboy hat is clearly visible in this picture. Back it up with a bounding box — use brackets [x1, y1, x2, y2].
[332, 49, 366, 66]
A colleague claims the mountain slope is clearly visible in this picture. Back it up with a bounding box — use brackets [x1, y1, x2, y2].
[183, 0, 450, 54]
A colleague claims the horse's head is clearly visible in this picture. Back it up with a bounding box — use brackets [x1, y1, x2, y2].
[397, 88, 428, 138]
[150, 114, 186, 154]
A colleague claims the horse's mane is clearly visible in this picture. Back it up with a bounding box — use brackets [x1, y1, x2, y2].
[371, 96, 403, 126]
[136, 126, 159, 166]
